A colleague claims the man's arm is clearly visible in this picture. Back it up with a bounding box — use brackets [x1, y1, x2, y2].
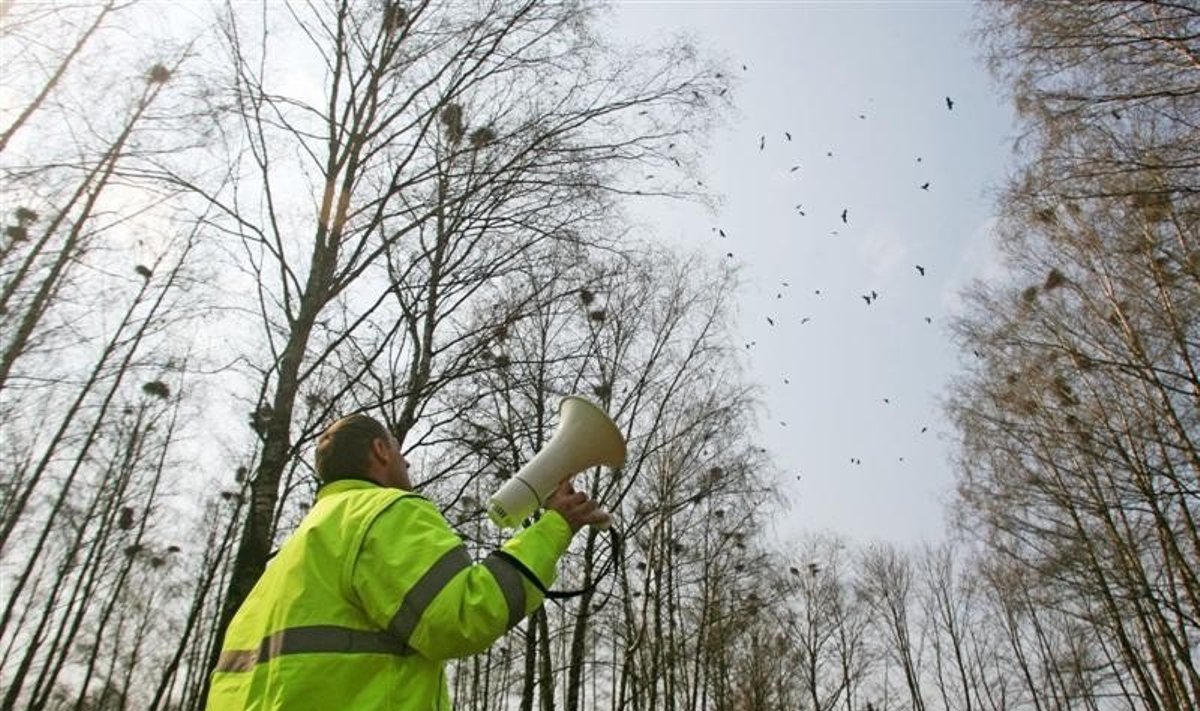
[350, 494, 578, 661]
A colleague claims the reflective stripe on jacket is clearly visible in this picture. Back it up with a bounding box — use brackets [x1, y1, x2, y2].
[206, 479, 573, 710]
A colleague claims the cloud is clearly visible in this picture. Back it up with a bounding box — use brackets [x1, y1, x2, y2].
[856, 221, 908, 283]
[941, 214, 1006, 314]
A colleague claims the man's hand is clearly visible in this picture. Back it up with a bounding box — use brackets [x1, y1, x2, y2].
[545, 478, 610, 534]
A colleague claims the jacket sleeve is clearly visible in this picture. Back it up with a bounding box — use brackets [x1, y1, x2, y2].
[350, 495, 574, 661]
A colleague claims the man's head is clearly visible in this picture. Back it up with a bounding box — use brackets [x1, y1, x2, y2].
[314, 414, 411, 489]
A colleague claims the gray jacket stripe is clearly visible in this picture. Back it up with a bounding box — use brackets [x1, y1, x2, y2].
[387, 545, 472, 647]
[214, 625, 410, 672]
[482, 552, 528, 630]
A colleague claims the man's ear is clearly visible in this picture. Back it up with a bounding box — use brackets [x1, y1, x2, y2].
[371, 437, 390, 465]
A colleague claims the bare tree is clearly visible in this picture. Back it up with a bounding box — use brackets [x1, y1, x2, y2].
[950, 3, 1200, 709]
[0, 19, 216, 704]
[771, 535, 870, 711]
[414, 248, 770, 710]
[0, 1, 136, 154]
[136, 7, 729, 691]
[860, 544, 928, 711]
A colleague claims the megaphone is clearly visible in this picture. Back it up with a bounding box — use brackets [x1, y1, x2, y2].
[488, 395, 626, 529]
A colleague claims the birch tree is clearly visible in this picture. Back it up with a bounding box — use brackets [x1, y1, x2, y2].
[951, 3, 1200, 708]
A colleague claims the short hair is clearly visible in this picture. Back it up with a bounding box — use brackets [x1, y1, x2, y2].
[314, 414, 390, 484]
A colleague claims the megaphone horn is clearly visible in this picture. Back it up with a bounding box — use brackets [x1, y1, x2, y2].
[487, 396, 626, 529]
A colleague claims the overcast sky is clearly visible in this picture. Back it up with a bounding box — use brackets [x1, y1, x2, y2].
[604, 1, 1017, 547]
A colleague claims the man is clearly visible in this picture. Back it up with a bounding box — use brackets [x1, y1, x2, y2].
[207, 413, 609, 710]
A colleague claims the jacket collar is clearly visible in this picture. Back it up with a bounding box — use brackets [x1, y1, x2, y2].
[316, 478, 384, 501]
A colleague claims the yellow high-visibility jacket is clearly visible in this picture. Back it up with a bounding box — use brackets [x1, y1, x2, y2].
[206, 479, 572, 710]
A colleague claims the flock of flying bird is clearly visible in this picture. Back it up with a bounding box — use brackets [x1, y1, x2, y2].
[708, 93, 960, 473]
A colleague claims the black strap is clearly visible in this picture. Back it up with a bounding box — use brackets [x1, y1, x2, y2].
[491, 550, 558, 598]
[493, 526, 623, 601]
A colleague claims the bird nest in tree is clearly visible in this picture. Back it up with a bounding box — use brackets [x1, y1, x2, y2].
[147, 64, 171, 84]
[440, 104, 465, 143]
[469, 127, 495, 149]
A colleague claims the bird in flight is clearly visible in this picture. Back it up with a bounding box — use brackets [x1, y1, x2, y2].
[946, 96, 954, 110]
[915, 264, 925, 276]
[785, 131, 792, 141]
[790, 165, 800, 172]
[719, 228, 726, 238]
[759, 135, 765, 151]
[920, 182, 930, 191]
[841, 209, 848, 224]
[766, 317, 775, 326]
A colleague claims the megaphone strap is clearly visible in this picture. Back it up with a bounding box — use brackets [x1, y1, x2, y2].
[492, 527, 623, 602]
[490, 549, 554, 598]
[512, 476, 544, 508]
[489, 550, 592, 600]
